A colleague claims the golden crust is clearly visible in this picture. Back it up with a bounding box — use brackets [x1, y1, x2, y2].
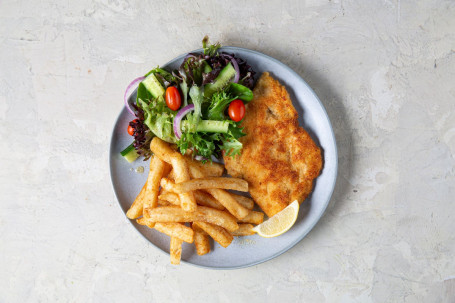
[223, 72, 322, 217]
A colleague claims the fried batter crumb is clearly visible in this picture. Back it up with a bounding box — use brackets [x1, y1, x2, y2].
[223, 72, 322, 217]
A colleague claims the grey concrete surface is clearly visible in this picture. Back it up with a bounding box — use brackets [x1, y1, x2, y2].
[1, 0, 454, 302]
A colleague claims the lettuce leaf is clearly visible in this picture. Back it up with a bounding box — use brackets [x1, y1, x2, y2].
[186, 85, 205, 132]
[206, 90, 236, 120]
[220, 121, 245, 157]
[220, 139, 242, 157]
[178, 132, 218, 159]
[177, 120, 245, 159]
[202, 36, 221, 57]
[144, 67, 178, 88]
[137, 98, 177, 143]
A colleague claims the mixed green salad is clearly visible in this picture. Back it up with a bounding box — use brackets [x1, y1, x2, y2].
[121, 37, 256, 163]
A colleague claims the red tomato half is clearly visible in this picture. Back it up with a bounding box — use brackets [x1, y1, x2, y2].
[228, 99, 245, 122]
[165, 86, 182, 111]
[127, 119, 138, 136]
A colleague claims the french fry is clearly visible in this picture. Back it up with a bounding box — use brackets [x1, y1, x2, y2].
[144, 206, 239, 232]
[238, 211, 264, 225]
[143, 156, 167, 215]
[173, 156, 197, 211]
[162, 161, 173, 177]
[184, 156, 224, 177]
[136, 216, 154, 229]
[130, 136, 257, 265]
[231, 224, 255, 236]
[150, 137, 178, 163]
[194, 190, 225, 210]
[159, 188, 169, 195]
[126, 183, 147, 219]
[167, 163, 216, 180]
[150, 137, 197, 212]
[192, 224, 210, 255]
[193, 222, 233, 248]
[170, 237, 183, 265]
[172, 177, 248, 193]
[167, 169, 176, 181]
[194, 230, 211, 255]
[154, 223, 194, 243]
[158, 199, 171, 206]
[187, 163, 249, 219]
[160, 178, 175, 193]
[205, 188, 250, 220]
[231, 193, 255, 210]
[192, 223, 208, 234]
[160, 178, 176, 193]
[158, 191, 180, 206]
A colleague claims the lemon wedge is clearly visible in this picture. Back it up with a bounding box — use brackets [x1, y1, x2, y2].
[252, 200, 299, 238]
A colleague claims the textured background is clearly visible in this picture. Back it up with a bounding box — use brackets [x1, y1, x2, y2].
[1, 0, 454, 302]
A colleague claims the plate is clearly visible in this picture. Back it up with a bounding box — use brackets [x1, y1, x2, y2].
[109, 47, 338, 269]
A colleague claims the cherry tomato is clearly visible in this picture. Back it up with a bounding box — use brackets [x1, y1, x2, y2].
[127, 119, 138, 136]
[165, 86, 182, 111]
[228, 99, 245, 122]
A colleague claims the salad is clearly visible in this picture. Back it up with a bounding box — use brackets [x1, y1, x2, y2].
[120, 37, 256, 163]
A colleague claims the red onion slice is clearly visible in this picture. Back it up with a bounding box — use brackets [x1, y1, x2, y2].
[173, 104, 195, 139]
[183, 53, 198, 61]
[124, 76, 145, 115]
[230, 58, 240, 83]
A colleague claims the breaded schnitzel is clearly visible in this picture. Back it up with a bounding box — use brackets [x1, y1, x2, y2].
[223, 73, 322, 217]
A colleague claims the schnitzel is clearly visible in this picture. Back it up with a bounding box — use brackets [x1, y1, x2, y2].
[223, 72, 322, 217]
[224, 73, 322, 217]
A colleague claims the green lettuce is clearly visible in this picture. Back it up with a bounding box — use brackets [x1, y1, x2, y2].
[206, 90, 236, 120]
[220, 121, 245, 157]
[137, 98, 176, 143]
[186, 85, 205, 132]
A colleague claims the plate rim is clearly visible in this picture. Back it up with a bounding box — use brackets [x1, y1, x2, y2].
[109, 46, 338, 270]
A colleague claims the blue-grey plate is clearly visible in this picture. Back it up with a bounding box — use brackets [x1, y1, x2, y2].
[109, 47, 337, 269]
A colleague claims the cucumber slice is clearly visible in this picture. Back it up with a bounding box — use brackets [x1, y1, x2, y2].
[197, 120, 229, 133]
[120, 143, 139, 163]
[181, 120, 229, 133]
[141, 73, 165, 99]
[204, 63, 236, 98]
